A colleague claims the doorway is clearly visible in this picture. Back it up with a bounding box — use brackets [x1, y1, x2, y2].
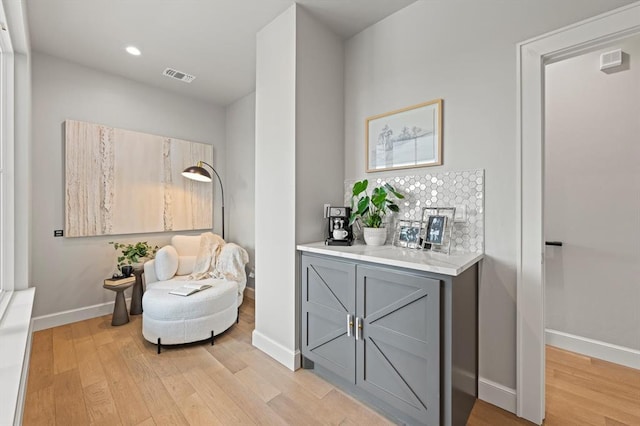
[516, 3, 640, 424]
[544, 36, 640, 369]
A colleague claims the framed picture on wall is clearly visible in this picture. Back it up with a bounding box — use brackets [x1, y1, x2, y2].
[366, 99, 443, 173]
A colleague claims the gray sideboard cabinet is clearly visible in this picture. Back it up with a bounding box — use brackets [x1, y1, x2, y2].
[300, 252, 478, 426]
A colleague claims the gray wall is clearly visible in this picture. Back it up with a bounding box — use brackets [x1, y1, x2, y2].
[545, 36, 640, 350]
[31, 52, 225, 317]
[295, 6, 345, 247]
[15, 52, 31, 291]
[343, 0, 632, 389]
[253, 5, 345, 367]
[254, 5, 298, 361]
[225, 91, 256, 288]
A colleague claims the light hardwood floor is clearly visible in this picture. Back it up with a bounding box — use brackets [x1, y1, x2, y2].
[467, 345, 640, 426]
[24, 298, 640, 425]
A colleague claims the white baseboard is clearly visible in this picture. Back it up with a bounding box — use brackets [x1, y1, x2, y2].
[32, 298, 130, 332]
[251, 329, 300, 371]
[546, 328, 640, 370]
[478, 376, 516, 414]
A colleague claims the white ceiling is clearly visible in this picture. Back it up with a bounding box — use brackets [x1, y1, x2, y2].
[26, 0, 416, 106]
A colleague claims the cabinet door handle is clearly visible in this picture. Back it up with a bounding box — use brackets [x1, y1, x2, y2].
[355, 317, 363, 341]
[346, 314, 354, 337]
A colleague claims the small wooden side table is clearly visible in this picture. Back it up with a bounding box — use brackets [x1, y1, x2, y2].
[130, 267, 145, 315]
[103, 277, 135, 326]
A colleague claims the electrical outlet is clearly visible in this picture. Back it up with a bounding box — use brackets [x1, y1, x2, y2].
[54, 229, 64, 237]
[454, 206, 467, 223]
[323, 203, 331, 218]
[247, 266, 255, 279]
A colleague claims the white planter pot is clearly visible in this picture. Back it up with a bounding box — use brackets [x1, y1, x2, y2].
[363, 227, 387, 246]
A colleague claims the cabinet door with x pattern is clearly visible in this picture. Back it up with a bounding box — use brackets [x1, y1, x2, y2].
[356, 265, 441, 426]
[301, 255, 356, 382]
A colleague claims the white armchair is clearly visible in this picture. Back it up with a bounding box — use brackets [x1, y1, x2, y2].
[142, 234, 249, 351]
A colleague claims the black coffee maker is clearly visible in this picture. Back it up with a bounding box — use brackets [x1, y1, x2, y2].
[325, 206, 353, 246]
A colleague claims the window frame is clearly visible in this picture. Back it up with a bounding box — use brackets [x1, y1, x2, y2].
[0, 6, 16, 307]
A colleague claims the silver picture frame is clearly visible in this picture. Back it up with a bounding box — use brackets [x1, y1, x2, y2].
[393, 220, 424, 249]
[421, 207, 456, 254]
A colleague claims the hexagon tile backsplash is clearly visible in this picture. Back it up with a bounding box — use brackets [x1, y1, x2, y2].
[344, 169, 484, 253]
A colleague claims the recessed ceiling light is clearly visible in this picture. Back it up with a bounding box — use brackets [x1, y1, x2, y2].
[126, 46, 141, 56]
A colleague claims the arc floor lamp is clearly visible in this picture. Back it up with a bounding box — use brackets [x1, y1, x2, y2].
[182, 161, 225, 239]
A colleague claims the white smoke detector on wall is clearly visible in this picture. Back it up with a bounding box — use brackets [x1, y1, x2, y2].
[600, 49, 623, 71]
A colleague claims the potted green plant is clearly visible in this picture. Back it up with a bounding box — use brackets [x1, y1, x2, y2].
[109, 241, 159, 276]
[349, 179, 404, 245]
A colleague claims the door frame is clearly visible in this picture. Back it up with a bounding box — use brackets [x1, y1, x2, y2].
[516, 3, 640, 424]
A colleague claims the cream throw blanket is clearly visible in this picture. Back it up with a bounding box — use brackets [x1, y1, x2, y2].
[188, 232, 225, 280]
[212, 243, 249, 283]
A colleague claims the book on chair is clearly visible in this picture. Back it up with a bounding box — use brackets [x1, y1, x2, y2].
[169, 283, 212, 296]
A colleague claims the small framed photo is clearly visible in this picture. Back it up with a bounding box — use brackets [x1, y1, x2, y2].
[421, 207, 456, 254]
[425, 215, 447, 245]
[393, 220, 423, 249]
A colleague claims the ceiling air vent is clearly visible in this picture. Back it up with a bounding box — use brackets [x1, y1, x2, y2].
[163, 68, 196, 83]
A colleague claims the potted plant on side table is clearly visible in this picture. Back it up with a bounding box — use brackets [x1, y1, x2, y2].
[349, 179, 404, 246]
[109, 241, 159, 316]
[109, 241, 159, 277]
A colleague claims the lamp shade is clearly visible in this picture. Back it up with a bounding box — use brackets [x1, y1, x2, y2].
[182, 165, 212, 182]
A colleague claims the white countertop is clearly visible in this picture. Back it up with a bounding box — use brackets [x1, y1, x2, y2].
[297, 242, 483, 277]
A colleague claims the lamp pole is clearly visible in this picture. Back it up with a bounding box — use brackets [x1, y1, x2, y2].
[200, 161, 225, 239]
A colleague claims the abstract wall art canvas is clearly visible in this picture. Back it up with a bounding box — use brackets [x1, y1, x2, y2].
[65, 120, 213, 237]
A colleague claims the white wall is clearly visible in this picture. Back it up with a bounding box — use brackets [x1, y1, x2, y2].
[31, 53, 225, 317]
[545, 36, 640, 350]
[343, 0, 632, 390]
[254, 5, 298, 368]
[226, 91, 256, 288]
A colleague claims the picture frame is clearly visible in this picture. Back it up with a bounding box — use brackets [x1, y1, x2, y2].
[425, 215, 447, 245]
[393, 220, 423, 249]
[366, 99, 443, 173]
[421, 207, 456, 254]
